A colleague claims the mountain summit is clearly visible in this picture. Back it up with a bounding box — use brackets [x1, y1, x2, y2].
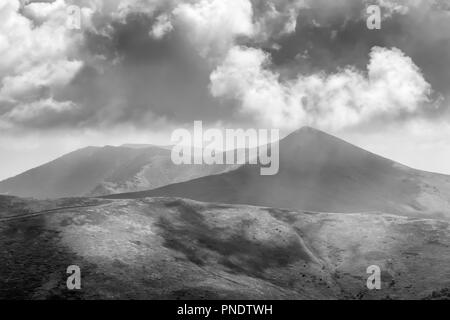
[107, 127, 450, 217]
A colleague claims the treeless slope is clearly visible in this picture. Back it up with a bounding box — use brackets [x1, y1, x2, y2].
[1, 196, 449, 299]
[0, 145, 234, 199]
[106, 127, 450, 217]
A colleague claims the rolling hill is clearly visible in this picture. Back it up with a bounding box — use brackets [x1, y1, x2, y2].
[1, 196, 449, 299]
[106, 127, 450, 218]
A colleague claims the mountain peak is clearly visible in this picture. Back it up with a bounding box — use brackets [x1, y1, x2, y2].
[285, 126, 330, 139]
[297, 125, 319, 132]
[281, 125, 339, 148]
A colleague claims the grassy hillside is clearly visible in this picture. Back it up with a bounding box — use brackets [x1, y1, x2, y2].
[1, 196, 449, 299]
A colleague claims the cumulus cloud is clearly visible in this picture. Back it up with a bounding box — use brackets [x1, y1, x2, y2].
[210, 46, 431, 130]
[0, 0, 447, 133]
[89, 0, 255, 57]
[0, 0, 82, 126]
[4, 98, 76, 124]
[0, 0, 80, 74]
[172, 0, 254, 58]
[251, 0, 308, 41]
[149, 13, 173, 39]
[0, 60, 82, 101]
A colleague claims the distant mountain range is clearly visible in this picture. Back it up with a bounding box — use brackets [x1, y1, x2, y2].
[2, 127, 450, 299]
[106, 127, 450, 217]
[0, 144, 235, 199]
[2, 126, 450, 217]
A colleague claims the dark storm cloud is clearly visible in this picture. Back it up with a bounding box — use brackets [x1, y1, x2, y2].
[56, 11, 240, 129]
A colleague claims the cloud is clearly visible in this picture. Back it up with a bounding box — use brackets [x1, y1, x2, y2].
[248, 0, 308, 42]
[149, 13, 173, 39]
[269, 0, 450, 119]
[0, 0, 82, 128]
[86, 0, 255, 58]
[4, 98, 76, 125]
[210, 46, 431, 130]
[172, 0, 254, 58]
[0, 60, 82, 101]
[0, 0, 447, 133]
[0, 0, 80, 74]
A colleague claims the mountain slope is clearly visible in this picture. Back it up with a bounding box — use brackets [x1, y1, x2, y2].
[0, 145, 234, 199]
[1, 196, 449, 299]
[106, 127, 450, 217]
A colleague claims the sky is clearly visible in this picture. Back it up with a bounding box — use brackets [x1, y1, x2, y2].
[0, 0, 450, 180]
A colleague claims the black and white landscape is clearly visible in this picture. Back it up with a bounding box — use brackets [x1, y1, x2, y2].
[1, 0, 450, 300]
[1, 127, 450, 300]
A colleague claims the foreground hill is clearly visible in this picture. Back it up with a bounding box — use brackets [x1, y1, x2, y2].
[0, 145, 234, 199]
[107, 127, 450, 218]
[0, 195, 449, 299]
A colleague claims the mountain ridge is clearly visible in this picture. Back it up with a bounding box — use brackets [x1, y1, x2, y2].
[105, 127, 450, 217]
[0, 144, 234, 198]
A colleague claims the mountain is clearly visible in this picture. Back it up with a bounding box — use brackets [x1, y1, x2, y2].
[106, 127, 450, 218]
[1, 196, 449, 299]
[120, 143, 172, 149]
[0, 145, 235, 199]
